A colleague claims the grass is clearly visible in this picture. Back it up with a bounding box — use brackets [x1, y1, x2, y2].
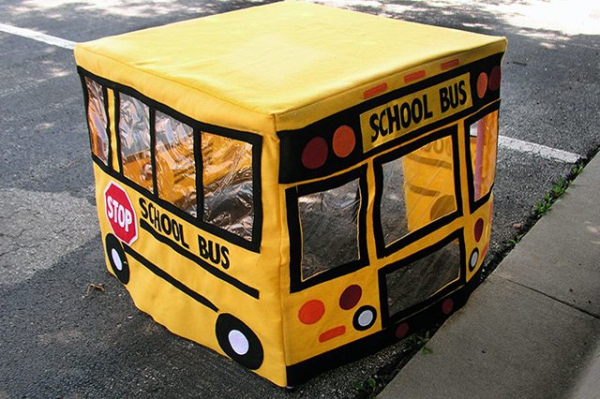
[533, 165, 583, 219]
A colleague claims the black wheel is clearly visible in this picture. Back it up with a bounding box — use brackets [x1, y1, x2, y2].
[216, 314, 264, 370]
[105, 234, 130, 284]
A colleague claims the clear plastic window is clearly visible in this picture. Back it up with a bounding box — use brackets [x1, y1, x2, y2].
[386, 238, 461, 317]
[155, 111, 196, 216]
[299, 178, 361, 281]
[379, 135, 457, 247]
[202, 132, 254, 241]
[469, 111, 499, 201]
[84, 77, 109, 165]
[119, 94, 152, 192]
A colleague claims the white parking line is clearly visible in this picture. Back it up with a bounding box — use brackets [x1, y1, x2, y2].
[0, 22, 583, 165]
[0, 22, 75, 50]
[498, 135, 580, 163]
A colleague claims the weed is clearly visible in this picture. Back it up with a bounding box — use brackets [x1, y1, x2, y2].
[571, 164, 584, 177]
[534, 172, 575, 218]
[509, 235, 522, 246]
[406, 331, 431, 348]
[421, 345, 434, 355]
[355, 375, 380, 397]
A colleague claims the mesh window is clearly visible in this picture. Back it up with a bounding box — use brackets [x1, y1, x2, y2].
[299, 178, 361, 281]
[202, 132, 254, 241]
[469, 111, 499, 201]
[379, 135, 457, 247]
[119, 94, 152, 192]
[385, 238, 461, 317]
[84, 77, 109, 165]
[155, 111, 196, 216]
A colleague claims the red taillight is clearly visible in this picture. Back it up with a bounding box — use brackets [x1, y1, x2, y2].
[474, 218, 484, 242]
[395, 322, 410, 339]
[442, 298, 454, 315]
[301, 137, 328, 169]
[489, 65, 501, 91]
[339, 284, 362, 310]
[298, 299, 325, 324]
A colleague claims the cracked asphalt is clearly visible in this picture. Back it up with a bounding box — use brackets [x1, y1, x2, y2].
[0, 0, 598, 398]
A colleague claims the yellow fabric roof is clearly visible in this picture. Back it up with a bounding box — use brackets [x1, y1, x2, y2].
[76, 1, 505, 116]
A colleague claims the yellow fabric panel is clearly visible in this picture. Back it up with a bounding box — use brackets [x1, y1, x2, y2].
[76, 0, 507, 387]
[75, 1, 506, 123]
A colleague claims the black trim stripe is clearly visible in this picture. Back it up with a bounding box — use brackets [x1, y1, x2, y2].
[149, 107, 158, 196]
[114, 90, 124, 174]
[140, 219, 260, 299]
[123, 244, 219, 312]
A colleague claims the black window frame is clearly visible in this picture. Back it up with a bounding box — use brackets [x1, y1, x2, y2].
[378, 229, 466, 327]
[372, 125, 463, 259]
[286, 164, 369, 293]
[464, 102, 501, 212]
[80, 73, 112, 168]
[78, 69, 263, 253]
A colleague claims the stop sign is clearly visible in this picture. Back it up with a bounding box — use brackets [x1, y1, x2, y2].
[104, 182, 138, 245]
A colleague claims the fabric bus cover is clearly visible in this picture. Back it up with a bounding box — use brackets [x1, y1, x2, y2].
[75, 1, 506, 387]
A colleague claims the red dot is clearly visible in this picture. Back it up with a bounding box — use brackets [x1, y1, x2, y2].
[395, 323, 410, 339]
[301, 137, 328, 170]
[442, 298, 454, 315]
[474, 218, 484, 242]
[332, 125, 356, 158]
[477, 72, 488, 99]
[298, 300, 325, 324]
[489, 66, 501, 91]
[339, 284, 362, 310]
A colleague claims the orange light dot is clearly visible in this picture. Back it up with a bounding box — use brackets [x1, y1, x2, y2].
[477, 72, 488, 99]
[298, 299, 325, 324]
[332, 125, 356, 158]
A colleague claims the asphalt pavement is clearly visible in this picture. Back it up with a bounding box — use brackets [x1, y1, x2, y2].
[0, 1, 599, 398]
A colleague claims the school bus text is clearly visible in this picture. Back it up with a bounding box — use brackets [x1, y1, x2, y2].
[360, 73, 472, 151]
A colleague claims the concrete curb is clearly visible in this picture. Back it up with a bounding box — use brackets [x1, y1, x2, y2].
[379, 154, 600, 399]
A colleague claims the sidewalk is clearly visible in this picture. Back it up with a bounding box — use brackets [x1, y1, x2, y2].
[379, 154, 600, 399]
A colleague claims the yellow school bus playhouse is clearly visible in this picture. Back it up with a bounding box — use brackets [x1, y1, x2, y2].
[75, 1, 506, 387]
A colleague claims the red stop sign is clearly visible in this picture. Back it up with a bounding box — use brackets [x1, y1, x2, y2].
[104, 182, 138, 245]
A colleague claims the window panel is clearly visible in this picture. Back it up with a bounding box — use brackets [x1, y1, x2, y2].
[379, 135, 457, 247]
[202, 132, 254, 241]
[119, 94, 152, 192]
[155, 111, 196, 216]
[85, 77, 109, 165]
[385, 238, 461, 317]
[298, 178, 361, 281]
[469, 110, 499, 201]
